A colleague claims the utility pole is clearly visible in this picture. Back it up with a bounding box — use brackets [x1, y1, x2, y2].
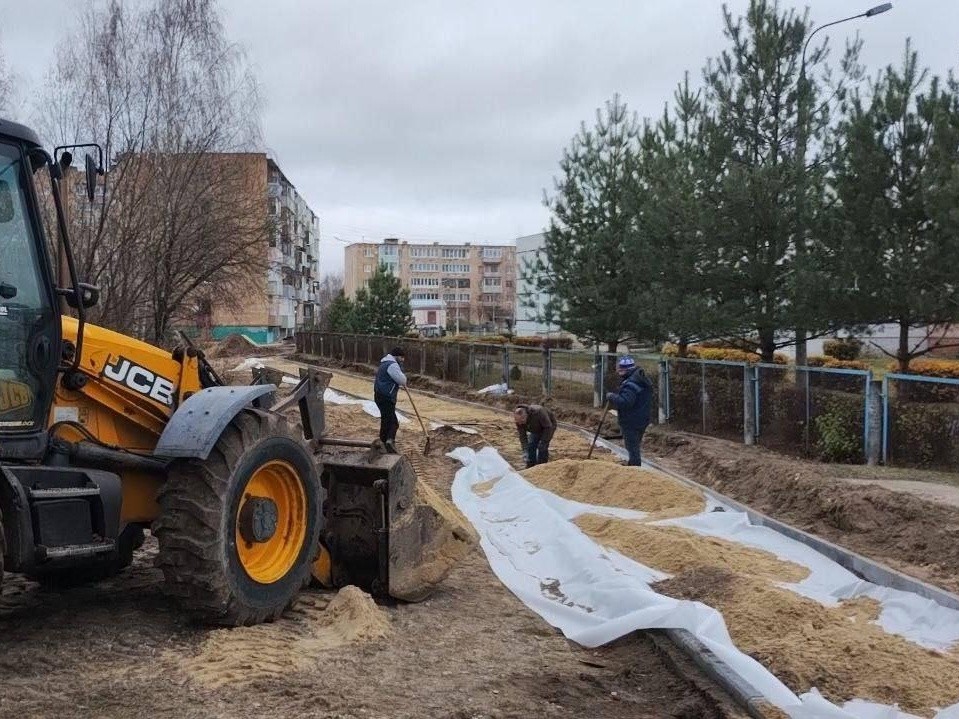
[794, 3, 892, 369]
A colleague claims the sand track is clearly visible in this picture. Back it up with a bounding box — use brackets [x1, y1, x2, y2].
[0, 359, 744, 719]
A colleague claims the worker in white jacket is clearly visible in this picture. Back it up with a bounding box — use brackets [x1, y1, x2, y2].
[373, 347, 408, 453]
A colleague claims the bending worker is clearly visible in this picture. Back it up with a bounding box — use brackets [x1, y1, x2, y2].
[513, 403, 556, 468]
[606, 356, 653, 466]
[374, 346, 407, 454]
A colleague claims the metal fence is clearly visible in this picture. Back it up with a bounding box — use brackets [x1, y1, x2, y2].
[883, 374, 959, 472]
[294, 331, 958, 471]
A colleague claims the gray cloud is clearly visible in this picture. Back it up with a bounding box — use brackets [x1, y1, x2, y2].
[2, 0, 957, 273]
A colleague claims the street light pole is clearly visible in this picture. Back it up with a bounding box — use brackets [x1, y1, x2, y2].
[793, 2, 892, 369]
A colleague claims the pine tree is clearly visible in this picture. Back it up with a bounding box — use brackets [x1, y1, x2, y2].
[631, 75, 732, 354]
[703, 0, 859, 361]
[353, 264, 414, 337]
[325, 290, 356, 332]
[834, 41, 959, 371]
[528, 94, 647, 352]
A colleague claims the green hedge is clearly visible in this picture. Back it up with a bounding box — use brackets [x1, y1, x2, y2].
[888, 401, 959, 470]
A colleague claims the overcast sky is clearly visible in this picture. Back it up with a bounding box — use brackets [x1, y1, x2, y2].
[1, 1, 957, 275]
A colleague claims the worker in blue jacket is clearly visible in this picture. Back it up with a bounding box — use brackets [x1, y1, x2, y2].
[606, 356, 653, 466]
[373, 346, 407, 453]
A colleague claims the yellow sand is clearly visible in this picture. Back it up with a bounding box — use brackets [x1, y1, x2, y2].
[657, 568, 959, 717]
[179, 586, 390, 688]
[576, 514, 809, 583]
[522, 458, 705, 518]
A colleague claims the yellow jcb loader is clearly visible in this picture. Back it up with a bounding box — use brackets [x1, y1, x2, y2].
[0, 118, 469, 625]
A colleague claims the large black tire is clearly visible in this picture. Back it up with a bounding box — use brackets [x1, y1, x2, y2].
[154, 410, 322, 626]
[28, 525, 145, 590]
[0, 506, 5, 590]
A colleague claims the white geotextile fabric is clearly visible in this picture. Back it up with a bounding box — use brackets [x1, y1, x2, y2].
[449, 445, 959, 719]
[323, 387, 410, 423]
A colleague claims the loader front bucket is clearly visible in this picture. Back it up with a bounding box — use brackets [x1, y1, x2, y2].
[318, 450, 476, 601]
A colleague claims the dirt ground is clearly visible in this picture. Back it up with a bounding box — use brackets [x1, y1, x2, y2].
[0, 362, 746, 719]
[643, 430, 959, 594]
[287, 355, 959, 597]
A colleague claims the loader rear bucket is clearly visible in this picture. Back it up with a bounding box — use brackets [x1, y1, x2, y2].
[318, 450, 477, 601]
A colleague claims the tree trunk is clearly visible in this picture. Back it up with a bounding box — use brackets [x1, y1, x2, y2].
[898, 319, 910, 373]
[759, 328, 776, 364]
[795, 331, 807, 368]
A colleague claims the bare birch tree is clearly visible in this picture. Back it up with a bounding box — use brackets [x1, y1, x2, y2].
[37, 0, 267, 342]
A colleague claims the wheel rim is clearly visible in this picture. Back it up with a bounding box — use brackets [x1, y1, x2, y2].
[235, 459, 308, 584]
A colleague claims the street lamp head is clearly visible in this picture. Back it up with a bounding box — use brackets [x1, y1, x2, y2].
[865, 3, 892, 17]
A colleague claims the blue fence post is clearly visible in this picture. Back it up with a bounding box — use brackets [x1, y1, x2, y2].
[754, 365, 761, 439]
[863, 372, 871, 462]
[658, 359, 669, 424]
[701, 362, 707, 434]
[542, 347, 551, 396]
[882, 375, 890, 465]
[593, 349, 603, 408]
[468, 343, 475, 388]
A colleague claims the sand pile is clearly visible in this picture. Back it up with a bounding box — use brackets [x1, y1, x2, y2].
[655, 567, 959, 716]
[576, 514, 809, 583]
[210, 332, 257, 358]
[179, 587, 390, 688]
[523, 459, 705, 518]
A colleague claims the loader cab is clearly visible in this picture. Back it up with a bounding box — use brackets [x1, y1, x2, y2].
[0, 120, 61, 451]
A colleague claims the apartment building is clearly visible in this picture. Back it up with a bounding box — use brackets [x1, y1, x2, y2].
[208, 156, 321, 343]
[344, 238, 516, 331]
[514, 232, 556, 336]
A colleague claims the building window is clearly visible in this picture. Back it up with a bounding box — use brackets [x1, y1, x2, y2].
[411, 277, 440, 287]
[442, 263, 470, 273]
[364, 247, 375, 257]
[363, 264, 372, 273]
[411, 262, 439, 272]
[483, 278, 502, 287]
[458, 293, 470, 301]
[442, 248, 468, 259]
[482, 247, 503, 259]
[412, 292, 439, 301]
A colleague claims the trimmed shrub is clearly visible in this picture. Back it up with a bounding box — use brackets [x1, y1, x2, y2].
[510, 335, 575, 349]
[807, 356, 869, 371]
[892, 359, 959, 403]
[662, 343, 788, 364]
[823, 338, 863, 361]
[888, 401, 959, 469]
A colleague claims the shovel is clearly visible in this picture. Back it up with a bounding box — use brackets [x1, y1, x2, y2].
[587, 401, 611, 459]
[404, 387, 432, 455]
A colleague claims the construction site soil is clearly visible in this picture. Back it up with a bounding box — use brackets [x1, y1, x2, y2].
[287, 359, 959, 715]
[293, 354, 959, 596]
[0, 356, 747, 719]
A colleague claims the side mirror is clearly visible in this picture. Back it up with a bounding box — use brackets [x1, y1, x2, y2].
[84, 153, 97, 203]
[64, 282, 100, 310]
[0, 180, 13, 223]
